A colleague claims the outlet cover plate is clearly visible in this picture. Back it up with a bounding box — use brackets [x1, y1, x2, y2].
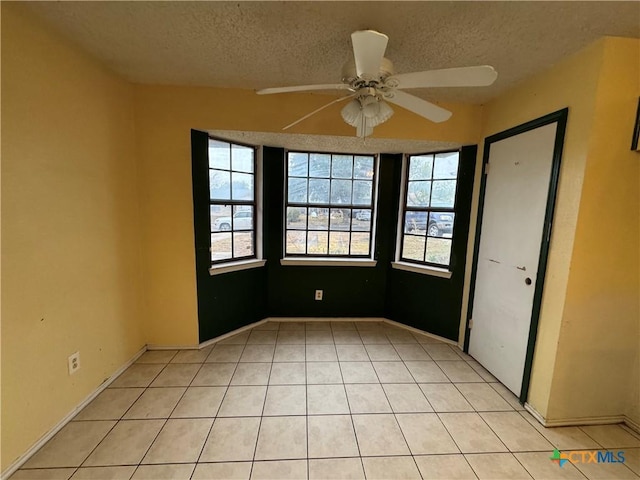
[68, 352, 80, 375]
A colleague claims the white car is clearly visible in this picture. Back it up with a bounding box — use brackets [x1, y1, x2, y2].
[212, 210, 252, 231]
[355, 210, 371, 221]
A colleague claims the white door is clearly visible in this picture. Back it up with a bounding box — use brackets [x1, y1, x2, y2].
[469, 122, 558, 396]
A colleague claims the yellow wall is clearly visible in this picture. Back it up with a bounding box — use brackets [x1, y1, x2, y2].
[469, 40, 605, 417]
[2, 3, 638, 472]
[473, 37, 640, 424]
[134, 85, 483, 346]
[547, 38, 640, 425]
[1, 4, 145, 470]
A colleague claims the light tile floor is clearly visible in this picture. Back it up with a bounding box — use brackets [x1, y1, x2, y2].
[12, 321, 640, 480]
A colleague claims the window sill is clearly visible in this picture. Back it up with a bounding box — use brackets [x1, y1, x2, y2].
[209, 259, 266, 276]
[391, 261, 452, 279]
[280, 257, 377, 267]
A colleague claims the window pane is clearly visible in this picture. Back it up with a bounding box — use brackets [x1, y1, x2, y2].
[309, 153, 331, 178]
[209, 139, 230, 170]
[426, 238, 452, 266]
[407, 181, 431, 207]
[353, 209, 371, 231]
[433, 152, 458, 179]
[350, 232, 370, 255]
[307, 231, 328, 255]
[233, 206, 253, 231]
[430, 180, 456, 208]
[210, 204, 232, 232]
[409, 155, 433, 180]
[286, 207, 307, 230]
[404, 211, 427, 234]
[232, 144, 253, 173]
[308, 208, 329, 230]
[288, 177, 308, 203]
[354, 156, 374, 179]
[286, 231, 306, 255]
[330, 179, 352, 204]
[402, 235, 425, 262]
[288, 152, 308, 177]
[308, 178, 330, 204]
[332, 155, 353, 178]
[428, 212, 455, 238]
[210, 170, 231, 200]
[208, 138, 257, 266]
[211, 232, 232, 261]
[353, 180, 372, 205]
[329, 231, 350, 255]
[231, 172, 254, 201]
[330, 208, 351, 231]
[284, 151, 377, 259]
[233, 232, 253, 257]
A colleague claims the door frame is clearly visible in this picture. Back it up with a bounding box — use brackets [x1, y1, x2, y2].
[463, 108, 569, 403]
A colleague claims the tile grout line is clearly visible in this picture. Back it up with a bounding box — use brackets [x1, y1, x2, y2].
[248, 325, 279, 478]
[189, 334, 251, 480]
[26, 321, 640, 480]
[305, 328, 310, 480]
[574, 425, 640, 478]
[386, 337, 437, 415]
[347, 323, 371, 479]
[378, 331, 426, 479]
[131, 348, 213, 477]
[72, 351, 180, 476]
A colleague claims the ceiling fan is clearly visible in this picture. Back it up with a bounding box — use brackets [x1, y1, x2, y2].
[256, 30, 498, 138]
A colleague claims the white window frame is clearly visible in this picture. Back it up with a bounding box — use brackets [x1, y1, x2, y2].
[391, 152, 460, 278]
[209, 145, 265, 275]
[281, 150, 379, 267]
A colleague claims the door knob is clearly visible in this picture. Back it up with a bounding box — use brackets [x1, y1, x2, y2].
[525, 277, 532, 285]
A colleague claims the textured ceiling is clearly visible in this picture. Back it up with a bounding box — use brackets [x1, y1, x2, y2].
[27, 1, 640, 104]
[208, 130, 459, 154]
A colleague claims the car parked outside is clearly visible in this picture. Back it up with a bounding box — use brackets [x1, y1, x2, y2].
[405, 211, 453, 237]
[212, 210, 252, 231]
[355, 210, 371, 221]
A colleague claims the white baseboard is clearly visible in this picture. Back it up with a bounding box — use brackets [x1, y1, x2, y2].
[622, 418, 640, 436]
[524, 402, 640, 436]
[266, 317, 385, 323]
[1, 345, 147, 480]
[198, 318, 268, 349]
[382, 318, 457, 345]
[146, 344, 199, 350]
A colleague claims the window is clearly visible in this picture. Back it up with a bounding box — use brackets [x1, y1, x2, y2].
[399, 151, 460, 268]
[208, 138, 256, 264]
[285, 151, 376, 257]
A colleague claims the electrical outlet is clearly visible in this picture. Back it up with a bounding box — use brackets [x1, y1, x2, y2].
[315, 289, 323, 301]
[68, 351, 80, 375]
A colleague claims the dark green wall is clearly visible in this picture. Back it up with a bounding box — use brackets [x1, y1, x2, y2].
[192, 130, 267, 342]
[386, 146, 477, 340]
[263, 148, 399, 317]
[192, 130, 476, 343]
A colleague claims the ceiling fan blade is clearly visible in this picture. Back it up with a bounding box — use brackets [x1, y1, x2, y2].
[391, 65, 498, 89]
[351, 30, 388, 79]
[385, 91, 452, 123]
[257, 84, 350, 95]
[283, 94, 355, 130]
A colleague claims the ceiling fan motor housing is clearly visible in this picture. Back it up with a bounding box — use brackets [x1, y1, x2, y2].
[342, 57, 395, 88]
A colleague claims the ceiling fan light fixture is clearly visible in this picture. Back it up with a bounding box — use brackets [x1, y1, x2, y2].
[361, 96, 380, 119]
[341, 96, 394, 136]
[340, 99, 362, 127]
[367, 99, 394, 127]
